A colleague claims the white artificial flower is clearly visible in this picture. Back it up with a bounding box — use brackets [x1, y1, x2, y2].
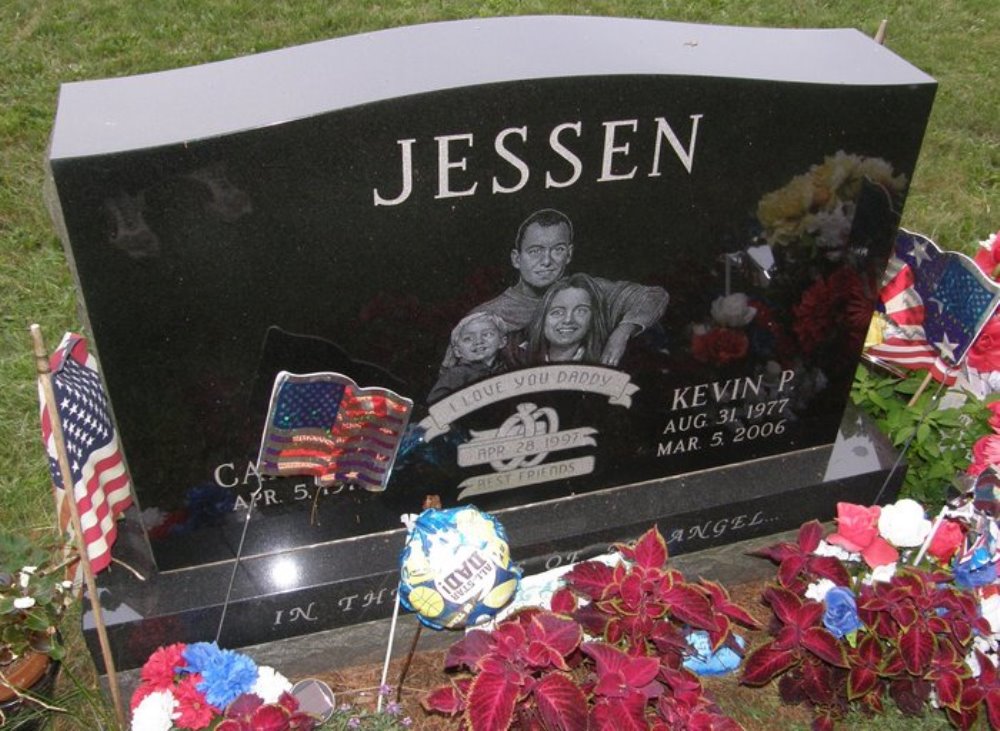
[813, 540, 860, 562]
[863, 562, 897, 585]
[980, 232, 998, 251]
[13, 597, 36, 609]
[808, 204, 853, 253]
[982, 595, 1000, 635]
[805, 579, 836, 602]
[710, 293, 757, 328]
[131, 689, 178, 731]
[252, 665, 293, 704]
[877, 499, 932, 548]
[18, 566, 37, 589]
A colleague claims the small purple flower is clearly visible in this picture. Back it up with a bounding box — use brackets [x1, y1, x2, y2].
[347, 717, 361, 729]
[386, 701, 402, 716]
[822, 586, 863, 639]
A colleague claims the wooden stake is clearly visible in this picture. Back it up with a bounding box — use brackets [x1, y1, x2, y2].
[874, 19, 888, 45]
[907, 369, 934, 407]
[30, 325, 127, 730]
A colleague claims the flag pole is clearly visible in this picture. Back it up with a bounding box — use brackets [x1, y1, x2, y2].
[30, 324, 127, 730]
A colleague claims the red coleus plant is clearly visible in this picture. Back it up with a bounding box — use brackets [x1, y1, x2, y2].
[423, 526, 760, 730]
[744, 529, 995, 730]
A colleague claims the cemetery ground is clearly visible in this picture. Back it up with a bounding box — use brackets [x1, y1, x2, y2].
[1, 1, 996, 729]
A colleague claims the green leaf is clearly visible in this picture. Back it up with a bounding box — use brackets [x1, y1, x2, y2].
[916, 422, 932, 444]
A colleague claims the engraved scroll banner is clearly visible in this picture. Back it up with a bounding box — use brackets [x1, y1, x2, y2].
[457, 456, 596, 500]
[420, 365, 638, 440]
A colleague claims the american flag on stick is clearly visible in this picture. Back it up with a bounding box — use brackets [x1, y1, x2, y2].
[866, 229, 1000, 384]
[38, 333, 133, 574]
[257, 371, 413, 491]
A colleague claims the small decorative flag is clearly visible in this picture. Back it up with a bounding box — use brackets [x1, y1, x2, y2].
[399, 505, 520, 630]
[38, 333, 133, 574]
[867, 230, 1000, 383]
[256, 371, 412, 491]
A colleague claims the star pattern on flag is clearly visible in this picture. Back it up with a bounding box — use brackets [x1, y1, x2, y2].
[39, 333, 132, 575]
[934, 333, 958, 362]
[911, 238, 931, 266]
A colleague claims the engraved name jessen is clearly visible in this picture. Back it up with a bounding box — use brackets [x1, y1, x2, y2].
[372, 115, 704, 206]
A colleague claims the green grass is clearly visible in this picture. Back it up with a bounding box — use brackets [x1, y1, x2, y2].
[1, 1, 996, 728]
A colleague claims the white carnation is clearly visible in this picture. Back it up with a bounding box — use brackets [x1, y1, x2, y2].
[131, 689, 178, 731]
[710, 293, 757, 328]
[252, 665, 292, 704]
[878, 499, 932, 547]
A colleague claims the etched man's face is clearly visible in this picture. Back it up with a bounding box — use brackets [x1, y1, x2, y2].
[544, 287, 592, 351]
[454, 319, 505, 363]
[512, 222, 573, 291]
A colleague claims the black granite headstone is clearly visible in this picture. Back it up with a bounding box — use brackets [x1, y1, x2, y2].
[45, 17, 934, 668]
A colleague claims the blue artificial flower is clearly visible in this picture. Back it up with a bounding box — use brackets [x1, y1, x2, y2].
[953, 556, 998, 589]
[179, 641, 224, 675]
[683, 630, 745, 676]
[181, 642, 259, 708]
[822, 587, 863, 639]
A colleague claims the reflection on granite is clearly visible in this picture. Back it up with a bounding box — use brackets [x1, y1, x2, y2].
[85, 404, 902, 674]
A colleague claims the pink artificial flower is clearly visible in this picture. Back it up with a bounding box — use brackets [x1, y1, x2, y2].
[826, 502, 899, 568]
[968, 434, 1000, 477]
[988, 401, 1000, 433]
[927, 519, 965, 564]
[139, 642, 188, 689]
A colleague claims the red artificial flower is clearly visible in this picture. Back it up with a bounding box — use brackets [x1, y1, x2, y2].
[139, 642, 187, 689]
[792, 267, 871, 355]
[968, 434, 1000, 477]
[172, 674, 218, 730]
[691, 327, 749, 365]
[927, 519, 965, 564]
[989, 401, 1000, 433]
[968, 316, 1000, 373]
[974, 232, 1000, 280]
[826, 502, 898, 568]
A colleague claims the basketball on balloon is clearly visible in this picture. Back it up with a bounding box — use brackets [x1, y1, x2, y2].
[399, 505, 520, 630]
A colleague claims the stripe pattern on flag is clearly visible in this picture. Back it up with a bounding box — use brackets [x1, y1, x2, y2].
[257, 371, 413, 491]
[38, 333, 133, 573]
[867, 230, 1000, 384]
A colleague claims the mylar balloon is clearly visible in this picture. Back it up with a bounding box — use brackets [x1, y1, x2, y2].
[399, 505, 520, 630]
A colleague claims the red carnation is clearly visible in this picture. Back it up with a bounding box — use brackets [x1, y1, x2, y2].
[793, 267, 871, 355]
[139, 642, 187, 689]
[173, 674, 219, 730]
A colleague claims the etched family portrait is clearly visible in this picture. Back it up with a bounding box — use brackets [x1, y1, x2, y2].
[428, 208, 669, 403]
